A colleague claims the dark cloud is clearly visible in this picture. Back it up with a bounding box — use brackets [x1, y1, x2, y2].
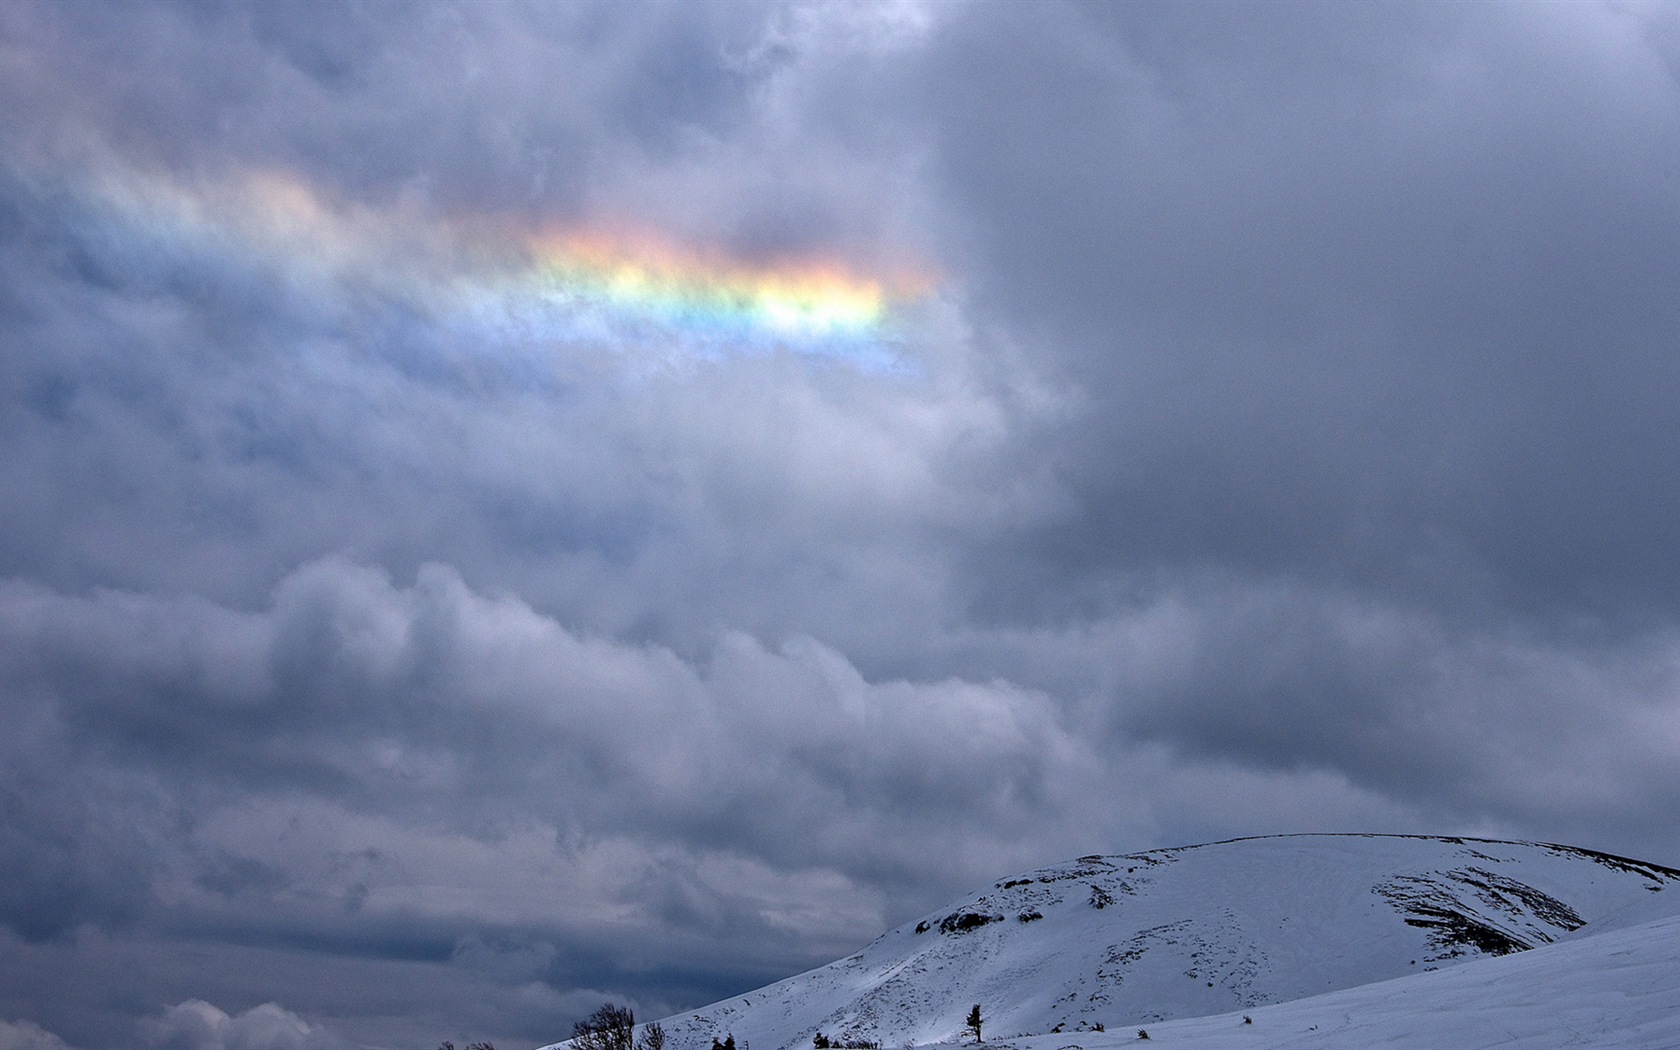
[0, 768, 155, 941]
[2, 0, 1680, 1046]
[0, 558, 1096, 880]
[916, 1, 1680, 628]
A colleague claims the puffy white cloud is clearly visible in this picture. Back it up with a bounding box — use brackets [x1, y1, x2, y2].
[0, 1019, 75, 1050]
[138, 1001, 350, 1050]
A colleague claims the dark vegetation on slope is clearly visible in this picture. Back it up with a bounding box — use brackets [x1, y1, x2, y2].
[914, 911, 1005, 935]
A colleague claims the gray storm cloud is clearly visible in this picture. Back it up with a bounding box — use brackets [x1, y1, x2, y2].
[0, 556, 1092, 883]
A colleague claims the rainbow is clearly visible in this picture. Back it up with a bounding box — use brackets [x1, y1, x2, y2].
[48, 160, 929, 366]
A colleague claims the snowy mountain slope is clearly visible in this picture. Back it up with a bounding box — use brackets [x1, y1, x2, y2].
[997, 910, 1680, 1049]
[544, 835, 1680, 1050]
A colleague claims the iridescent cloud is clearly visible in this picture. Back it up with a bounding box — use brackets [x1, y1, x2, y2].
[50, 160, 932, 368]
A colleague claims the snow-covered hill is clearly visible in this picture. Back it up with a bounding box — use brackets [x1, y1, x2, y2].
[539, 835, 1680, 1050]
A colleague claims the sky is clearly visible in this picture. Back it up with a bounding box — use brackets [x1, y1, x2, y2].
[2, 1, 1680, 1047]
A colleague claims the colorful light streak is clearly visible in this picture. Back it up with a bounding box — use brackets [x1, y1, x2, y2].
[47, 160, 930, 365]
[534, 231, 889, 335]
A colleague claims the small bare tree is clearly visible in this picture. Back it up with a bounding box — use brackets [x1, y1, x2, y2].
[572, 1003, 665, 1050]
[573, 1004, 636, 1050]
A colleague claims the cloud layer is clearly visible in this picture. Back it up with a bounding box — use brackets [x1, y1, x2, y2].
[4, 1, 1680, 1046]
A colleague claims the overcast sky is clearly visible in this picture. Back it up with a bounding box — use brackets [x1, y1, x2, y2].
[4, 1, 1680, 1048]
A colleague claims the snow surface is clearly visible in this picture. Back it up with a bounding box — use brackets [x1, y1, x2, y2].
[536, 835, 1680, 1050]
[999, 911, 1680, 1048]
